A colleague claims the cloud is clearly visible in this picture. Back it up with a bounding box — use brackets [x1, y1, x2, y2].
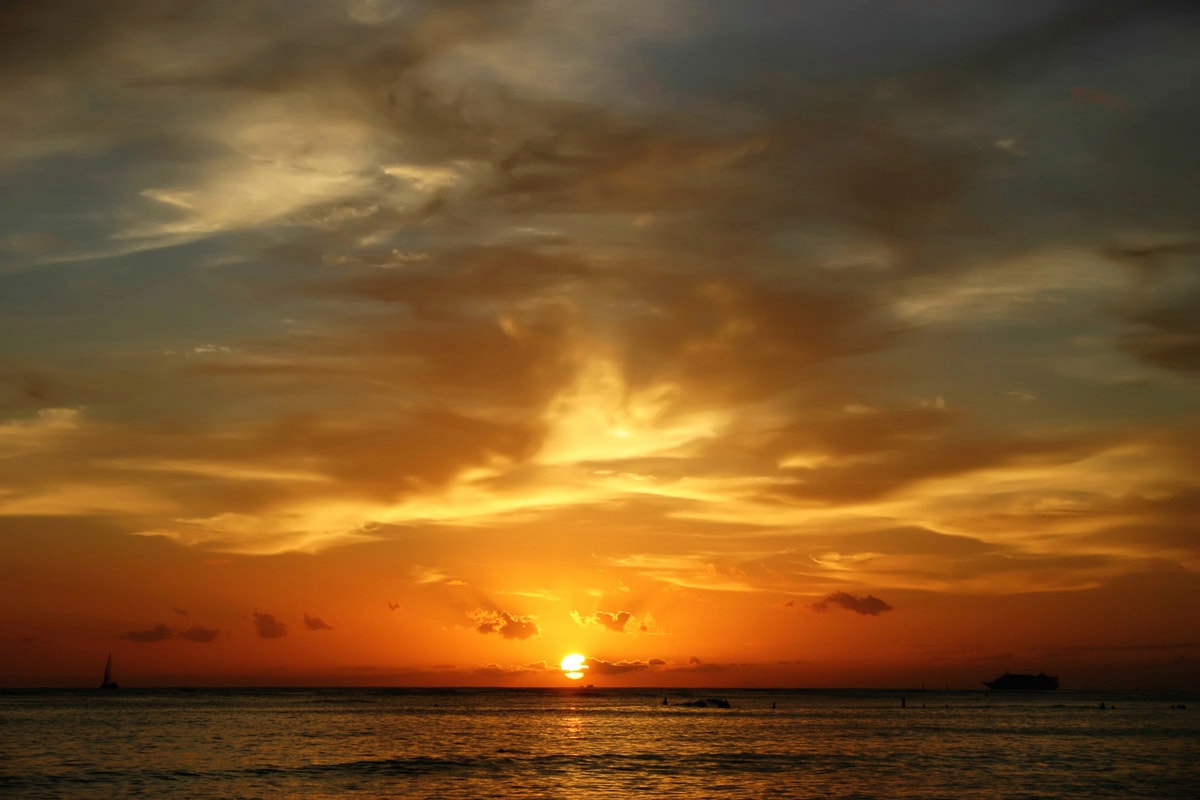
[410, 566, 469, 588]
[2, 0, 1199, 690]
[251, 612, 288, 639]
[303, 614, 334, 631]
[179, 626, 220, 643]
[572, 609, 662, 634]
[809, 591, 894, 616]
[586, 657, 650, 675]
[469, 609, 540, 640]
[673, 656, 729, 673]
[473, 663, 540, 679]
[3, 0, 1190, 570]
[121, 624, 172, 643]
[572, 609, 632, 632]
[173, 608, 188, 616]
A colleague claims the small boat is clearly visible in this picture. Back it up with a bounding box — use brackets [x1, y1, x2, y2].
[99, 652, 119, 689]
[983, 671, 1057, 690]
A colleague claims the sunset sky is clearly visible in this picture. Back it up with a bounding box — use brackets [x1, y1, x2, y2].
[2, 0, 1198, 690]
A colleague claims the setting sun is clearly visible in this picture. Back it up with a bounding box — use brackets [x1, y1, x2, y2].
[0, 0, 1197, 705]
[560, 654, 588, 680]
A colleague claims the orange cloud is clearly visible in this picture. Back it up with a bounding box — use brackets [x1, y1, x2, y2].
[469, 610, 540, 640]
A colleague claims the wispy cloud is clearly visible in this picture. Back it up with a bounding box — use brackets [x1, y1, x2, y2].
[303, 614, 334, 631]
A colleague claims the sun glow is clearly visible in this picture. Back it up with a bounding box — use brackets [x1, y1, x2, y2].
[560, 653, 588, 680]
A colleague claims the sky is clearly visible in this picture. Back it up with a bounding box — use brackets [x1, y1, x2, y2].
[1, 0, 1198, 690]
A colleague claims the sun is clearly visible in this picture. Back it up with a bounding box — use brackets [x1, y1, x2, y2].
[560, 653, 588, 680]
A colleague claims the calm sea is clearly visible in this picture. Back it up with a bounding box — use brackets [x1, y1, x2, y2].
[1, 688, 1196, 799]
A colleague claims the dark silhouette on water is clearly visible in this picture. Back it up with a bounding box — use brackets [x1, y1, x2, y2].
[675, 697, 731, 708]
[983, 671, 1058, 690]
[99, 652, 119, 689]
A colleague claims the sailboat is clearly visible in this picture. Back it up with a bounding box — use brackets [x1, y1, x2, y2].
[100, 652, 119, 689]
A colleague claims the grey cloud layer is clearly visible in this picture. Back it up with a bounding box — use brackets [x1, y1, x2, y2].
[0, 0, 1197, 604]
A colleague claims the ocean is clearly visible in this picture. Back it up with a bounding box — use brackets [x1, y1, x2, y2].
[1, 688, 1196, 799]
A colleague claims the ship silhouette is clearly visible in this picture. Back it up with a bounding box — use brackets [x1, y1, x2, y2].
[983, 671, 1058, 690]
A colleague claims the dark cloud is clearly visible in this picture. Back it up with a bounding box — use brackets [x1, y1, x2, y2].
[179, 626, 219, 643]
[0, 0, 535, 83]
[674, 657, 729, 673]
[470, 609, 539, 640]
[754, 409, 1107, 505]
[1106, 239, 1200, 373]
[1120, 301, 1200, 374]
[474, 663, 538, 679]
[173, 608, 188, 616]
[303, 613, 333, 631]
[251, 612, 288, 639]
[648, 658, 666, 666]
[586, 658, 650, 676]
[1107, 240, 1200, 273]
[809, 591, 894, 616]
[122, 624, 172, 643]
[1044, 641, 1200, 655]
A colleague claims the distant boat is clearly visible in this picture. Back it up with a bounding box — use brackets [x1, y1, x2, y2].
[983, 671, 1058, 690]
[99, 652, 119, 689]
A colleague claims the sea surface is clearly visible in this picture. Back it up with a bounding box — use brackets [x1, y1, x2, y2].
[1, 687, 1197, 799]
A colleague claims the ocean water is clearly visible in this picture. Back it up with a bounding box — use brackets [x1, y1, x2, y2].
[1, 688, 1197, 799]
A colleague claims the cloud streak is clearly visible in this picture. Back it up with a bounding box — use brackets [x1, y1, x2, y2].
[121, 624, 173, 643]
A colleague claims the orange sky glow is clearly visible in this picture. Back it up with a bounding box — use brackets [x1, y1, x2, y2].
[1, 0, 1198, 689]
